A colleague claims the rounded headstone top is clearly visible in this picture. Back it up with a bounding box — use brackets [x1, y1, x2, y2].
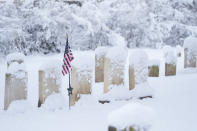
[72, 51, 94, 72]
[165, 49, 177, 64]
[6, 52, 25, 65]
[95, 46, 109, 58]
[184, 36, 197, 50]
[129, 50, 148, 67]
[40, 59, 62, 72]
[106, 46, 128, 64]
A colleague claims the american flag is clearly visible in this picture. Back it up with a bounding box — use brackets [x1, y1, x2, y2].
[62, 37, 74, 76]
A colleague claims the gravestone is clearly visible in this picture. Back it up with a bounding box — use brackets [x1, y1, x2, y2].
[38, 60, 61, 107]
[165, 47, 177, 76]
[6, 52, 24, 68]
[104, 46, 128, 93]
[164, 47, 177, 76]
[71, 66, 92, 95]
[70, 67, 80, 106]
[4, 53, 27, 110]
[70, 52, 94, 105]
[184, 48, 196, 68]
[148, 60, 160, 77]
[184, 37, 197, 68]
[129, 66, 135, 90]
[129, 50, 148, 90]
[165, 64, 176, 76]
[95, 47, 108, 82]
[148, 66, 159, 77]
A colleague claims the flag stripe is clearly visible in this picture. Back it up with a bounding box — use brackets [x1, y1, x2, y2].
[62, 70, 65, 76]
[63, 58, 70, 72]
[66, 54, 71, 61]
[64, 55, 71, 67]
[64, 57, 71, 68]
[64, 64, 70, 73]
[62, 65, 67, 74]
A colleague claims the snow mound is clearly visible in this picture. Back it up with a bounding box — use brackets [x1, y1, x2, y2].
[108, 102, 153, 130]
[41, 93, 67, 111]
[148, 59, 160, 66]
[6, 52, 25, 64]
[7, 100, 33, 113]
[130, 50, 148, 84]
[100, 85, 132, 101]
[95, 46, 109, 58]
[106, 46, 128, 65]
[131, 82, 154, 98]
[75, 95, 100, 107]
[100, 83, 153, 101]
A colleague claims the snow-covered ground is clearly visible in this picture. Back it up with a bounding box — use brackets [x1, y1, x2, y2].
[0, 49, 197, 131]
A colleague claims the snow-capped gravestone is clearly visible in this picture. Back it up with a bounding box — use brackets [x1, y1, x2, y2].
[4, 53, 27, 110]
[108, 103, 153, 131]
[184, 37, 197, 68]
[38, 60, 62, 107]
[7, 52, 24, 68]
[148, 60, 160, 77]
[71, 52, 94, 105]
[129, 50, 148, 90]
[95, 47, 108, 82]
[164, 48, 177, 76]
[104, 46, 128, 93]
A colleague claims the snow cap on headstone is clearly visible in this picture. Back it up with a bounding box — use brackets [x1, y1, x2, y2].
[108, 103, 153, 130]
[95, 46, 109, 59]
[72, 51, 94, 72]
[184, 36, 197, 53]
[164, 47, 177, 64]
[40, 59, 62, 72]
[106, 46, 128, 65]
[6, 52, 25, 65]
[129, 50, 148, 67]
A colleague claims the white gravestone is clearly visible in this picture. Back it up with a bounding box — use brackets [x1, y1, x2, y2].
[184, 37, 197, 68]
[4, 53, 27, 110]
[95, 47, 108, 82]
[38, 60, 62, 107]
[104, 46, 128, 93]
[129, 50, 148, 90]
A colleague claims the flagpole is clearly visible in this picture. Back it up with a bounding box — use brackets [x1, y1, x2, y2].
[63, 34, 73, 110]
[68, 71, 71, 110]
